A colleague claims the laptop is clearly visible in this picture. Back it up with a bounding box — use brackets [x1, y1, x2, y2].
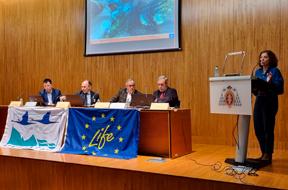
[64, 95, 84, 107]
[130, 94, 155, 108]
[28, 95, 45, 106]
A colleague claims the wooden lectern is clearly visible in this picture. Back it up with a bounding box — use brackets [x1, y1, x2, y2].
[209, 75, 252, 165]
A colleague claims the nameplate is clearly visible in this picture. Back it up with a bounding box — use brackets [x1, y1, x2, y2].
[94, 102, 110, 108]
[150, 103, 169, 110]
[24, 102, 38, 107]
[9, 101, 23, 107]
[109, 103, 129, 109]
[56, 102, 71, 108]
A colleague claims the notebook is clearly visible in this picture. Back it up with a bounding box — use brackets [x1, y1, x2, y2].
[130, 94, 155, 108]
[28, 95, 45, 106]
[64, 95, 84, 107]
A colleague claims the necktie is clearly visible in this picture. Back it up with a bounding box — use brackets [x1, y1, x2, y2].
[160, 92, 165, 99]
[84, 93, 88, 105]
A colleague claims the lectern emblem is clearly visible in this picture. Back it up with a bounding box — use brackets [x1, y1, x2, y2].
[219, 86, 242, 108]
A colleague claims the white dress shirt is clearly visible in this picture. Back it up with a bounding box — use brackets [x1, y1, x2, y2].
[126, 93, 132, 103]
[47, 93, 53, 105]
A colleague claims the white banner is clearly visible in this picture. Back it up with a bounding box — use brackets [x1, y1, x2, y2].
[0, 107, 67, 151]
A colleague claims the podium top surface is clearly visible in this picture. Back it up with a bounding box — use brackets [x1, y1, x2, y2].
[209, 75, 251, 82]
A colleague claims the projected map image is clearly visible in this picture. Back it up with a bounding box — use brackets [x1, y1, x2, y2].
[89, 0, 175, 43]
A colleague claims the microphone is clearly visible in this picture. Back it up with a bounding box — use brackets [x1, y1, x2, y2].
[16, 95, 23, 101]
[250, 63, 259, 79]
[55, 95, 61, 101]
[92, 94, 98, 103]
[15, 91, 24, 100]
[97, 87, 101, 102]
[144, 85, 148, 97]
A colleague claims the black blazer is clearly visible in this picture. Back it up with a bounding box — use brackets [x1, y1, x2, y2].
[76, 90, 100, 106]
[110, 88, 142, 103]
[153, 87, 180, 108]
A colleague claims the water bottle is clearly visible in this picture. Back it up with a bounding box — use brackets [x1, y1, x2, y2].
[19, 98, 23, 106]
[214, 66, 219, 77]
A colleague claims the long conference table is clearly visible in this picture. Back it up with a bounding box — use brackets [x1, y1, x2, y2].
[0, 105, 192, 158]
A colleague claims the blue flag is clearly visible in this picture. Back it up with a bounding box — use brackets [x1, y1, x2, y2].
[61, 108, 140, 159]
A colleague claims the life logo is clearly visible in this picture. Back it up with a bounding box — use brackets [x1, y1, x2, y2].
[218, 86, 242, 108]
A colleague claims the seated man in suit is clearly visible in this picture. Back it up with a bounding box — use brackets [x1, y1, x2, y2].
[39, 78, 62, 105]
[110, 79, 142, 103]
[77, 80, 100, 106]
[153, 75, 180, 108]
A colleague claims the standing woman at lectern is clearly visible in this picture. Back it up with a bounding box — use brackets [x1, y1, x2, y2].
[253, 50, 284, 164]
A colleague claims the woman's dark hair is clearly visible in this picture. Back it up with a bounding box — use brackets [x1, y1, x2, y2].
[258, 50, 278, 68]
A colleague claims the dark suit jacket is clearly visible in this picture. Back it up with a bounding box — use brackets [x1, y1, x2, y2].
[153, 87, 180, 108]
[110, 88, 142, 103]
[39, 88, 62, 105]
[77, 90, 100, 106]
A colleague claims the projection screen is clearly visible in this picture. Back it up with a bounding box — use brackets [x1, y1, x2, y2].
[85, 0, 180, 55]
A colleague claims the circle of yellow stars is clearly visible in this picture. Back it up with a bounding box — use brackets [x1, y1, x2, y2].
[81, 114, 124, 155]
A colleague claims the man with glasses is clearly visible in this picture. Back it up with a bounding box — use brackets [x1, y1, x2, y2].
[110, 79, 142, 103]
[153, 75, 180, 108]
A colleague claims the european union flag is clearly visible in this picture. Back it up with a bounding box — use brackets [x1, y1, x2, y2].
[61, 108, 140, 159]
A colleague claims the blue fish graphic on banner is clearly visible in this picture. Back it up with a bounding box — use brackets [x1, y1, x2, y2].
[61, 108, 140, 159]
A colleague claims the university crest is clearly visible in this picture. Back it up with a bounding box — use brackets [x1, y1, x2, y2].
[218, 86, 242, 108]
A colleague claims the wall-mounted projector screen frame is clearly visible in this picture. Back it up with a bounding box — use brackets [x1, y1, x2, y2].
[84, 0, 181, 56]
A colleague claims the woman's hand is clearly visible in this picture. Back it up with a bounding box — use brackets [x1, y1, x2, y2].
[266, 72, 272, 82]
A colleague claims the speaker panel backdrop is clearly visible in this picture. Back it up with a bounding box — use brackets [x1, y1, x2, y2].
[0, 0, 287, 150]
